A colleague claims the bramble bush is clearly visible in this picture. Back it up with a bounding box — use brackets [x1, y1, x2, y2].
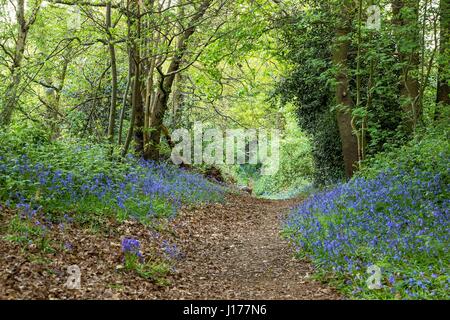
[283, 125, 450, 299]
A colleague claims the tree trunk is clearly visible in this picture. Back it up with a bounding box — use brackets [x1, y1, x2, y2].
[146, 0, 212, 161]
[143, 28, 158, 159]
[332, 26, 359, 178]
[133, 69, 145, 156]
[146, 87, 167, 160]
[106, 2, 118, 144]
[129, 0, 145, 156]
[1, 0, 28, 126]
[118, 53, 132, 145]
[172, 72, 183, 128]
[122, 52, 141, 157]
[122, 0, 143, 157]
[392, 0, 421, 132]
[44, 54, 69, 139]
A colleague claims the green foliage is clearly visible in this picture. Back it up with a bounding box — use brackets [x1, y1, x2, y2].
[254, 121, 314, 197]
[5, 214, 53, 253]
[274, 1, 438, 185]
[274, 6, 345, 185]
[222, 109, 315, 198]
[122, 252, 171, 285]
[284, 123, 450, 299]
[0, 0, 448, 301]
[359, 120, 450, 179]
[0, 123, 223, 230]
[347, 11, 410, 154]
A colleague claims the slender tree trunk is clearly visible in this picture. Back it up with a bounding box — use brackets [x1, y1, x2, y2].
[392, 0, 421, 132]
[122, 54, 141, 157]
[143, 68, 155, 157]
[436, 0, 450, 115]
[171, 1, 185, 129]
[1, 0, 28, 126]
[45, 54, 69, 139]
[118, 53, 132, 145]
[122, 0, 143, 157]
[131, 1, 145, 156]
[106, 2, 118, 144]
[147, 86, 167, 161]
[133, 77, 145, 156]
[172, 72, 183, 128]
[147, 0, 211, 161]
[142, 24, 158, 159]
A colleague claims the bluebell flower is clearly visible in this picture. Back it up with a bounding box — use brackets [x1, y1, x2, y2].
[121, 238, 142, 258]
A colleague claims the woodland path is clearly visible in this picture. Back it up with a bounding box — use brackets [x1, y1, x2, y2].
[157, 193, 341, 299]
[0, 193, 342, 299]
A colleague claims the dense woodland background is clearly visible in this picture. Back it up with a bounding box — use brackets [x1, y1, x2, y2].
[0, 0, 448, 300]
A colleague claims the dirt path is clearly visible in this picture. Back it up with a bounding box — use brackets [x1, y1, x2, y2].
[0, 193, 341, 299]
[157, 193, 341, 299]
